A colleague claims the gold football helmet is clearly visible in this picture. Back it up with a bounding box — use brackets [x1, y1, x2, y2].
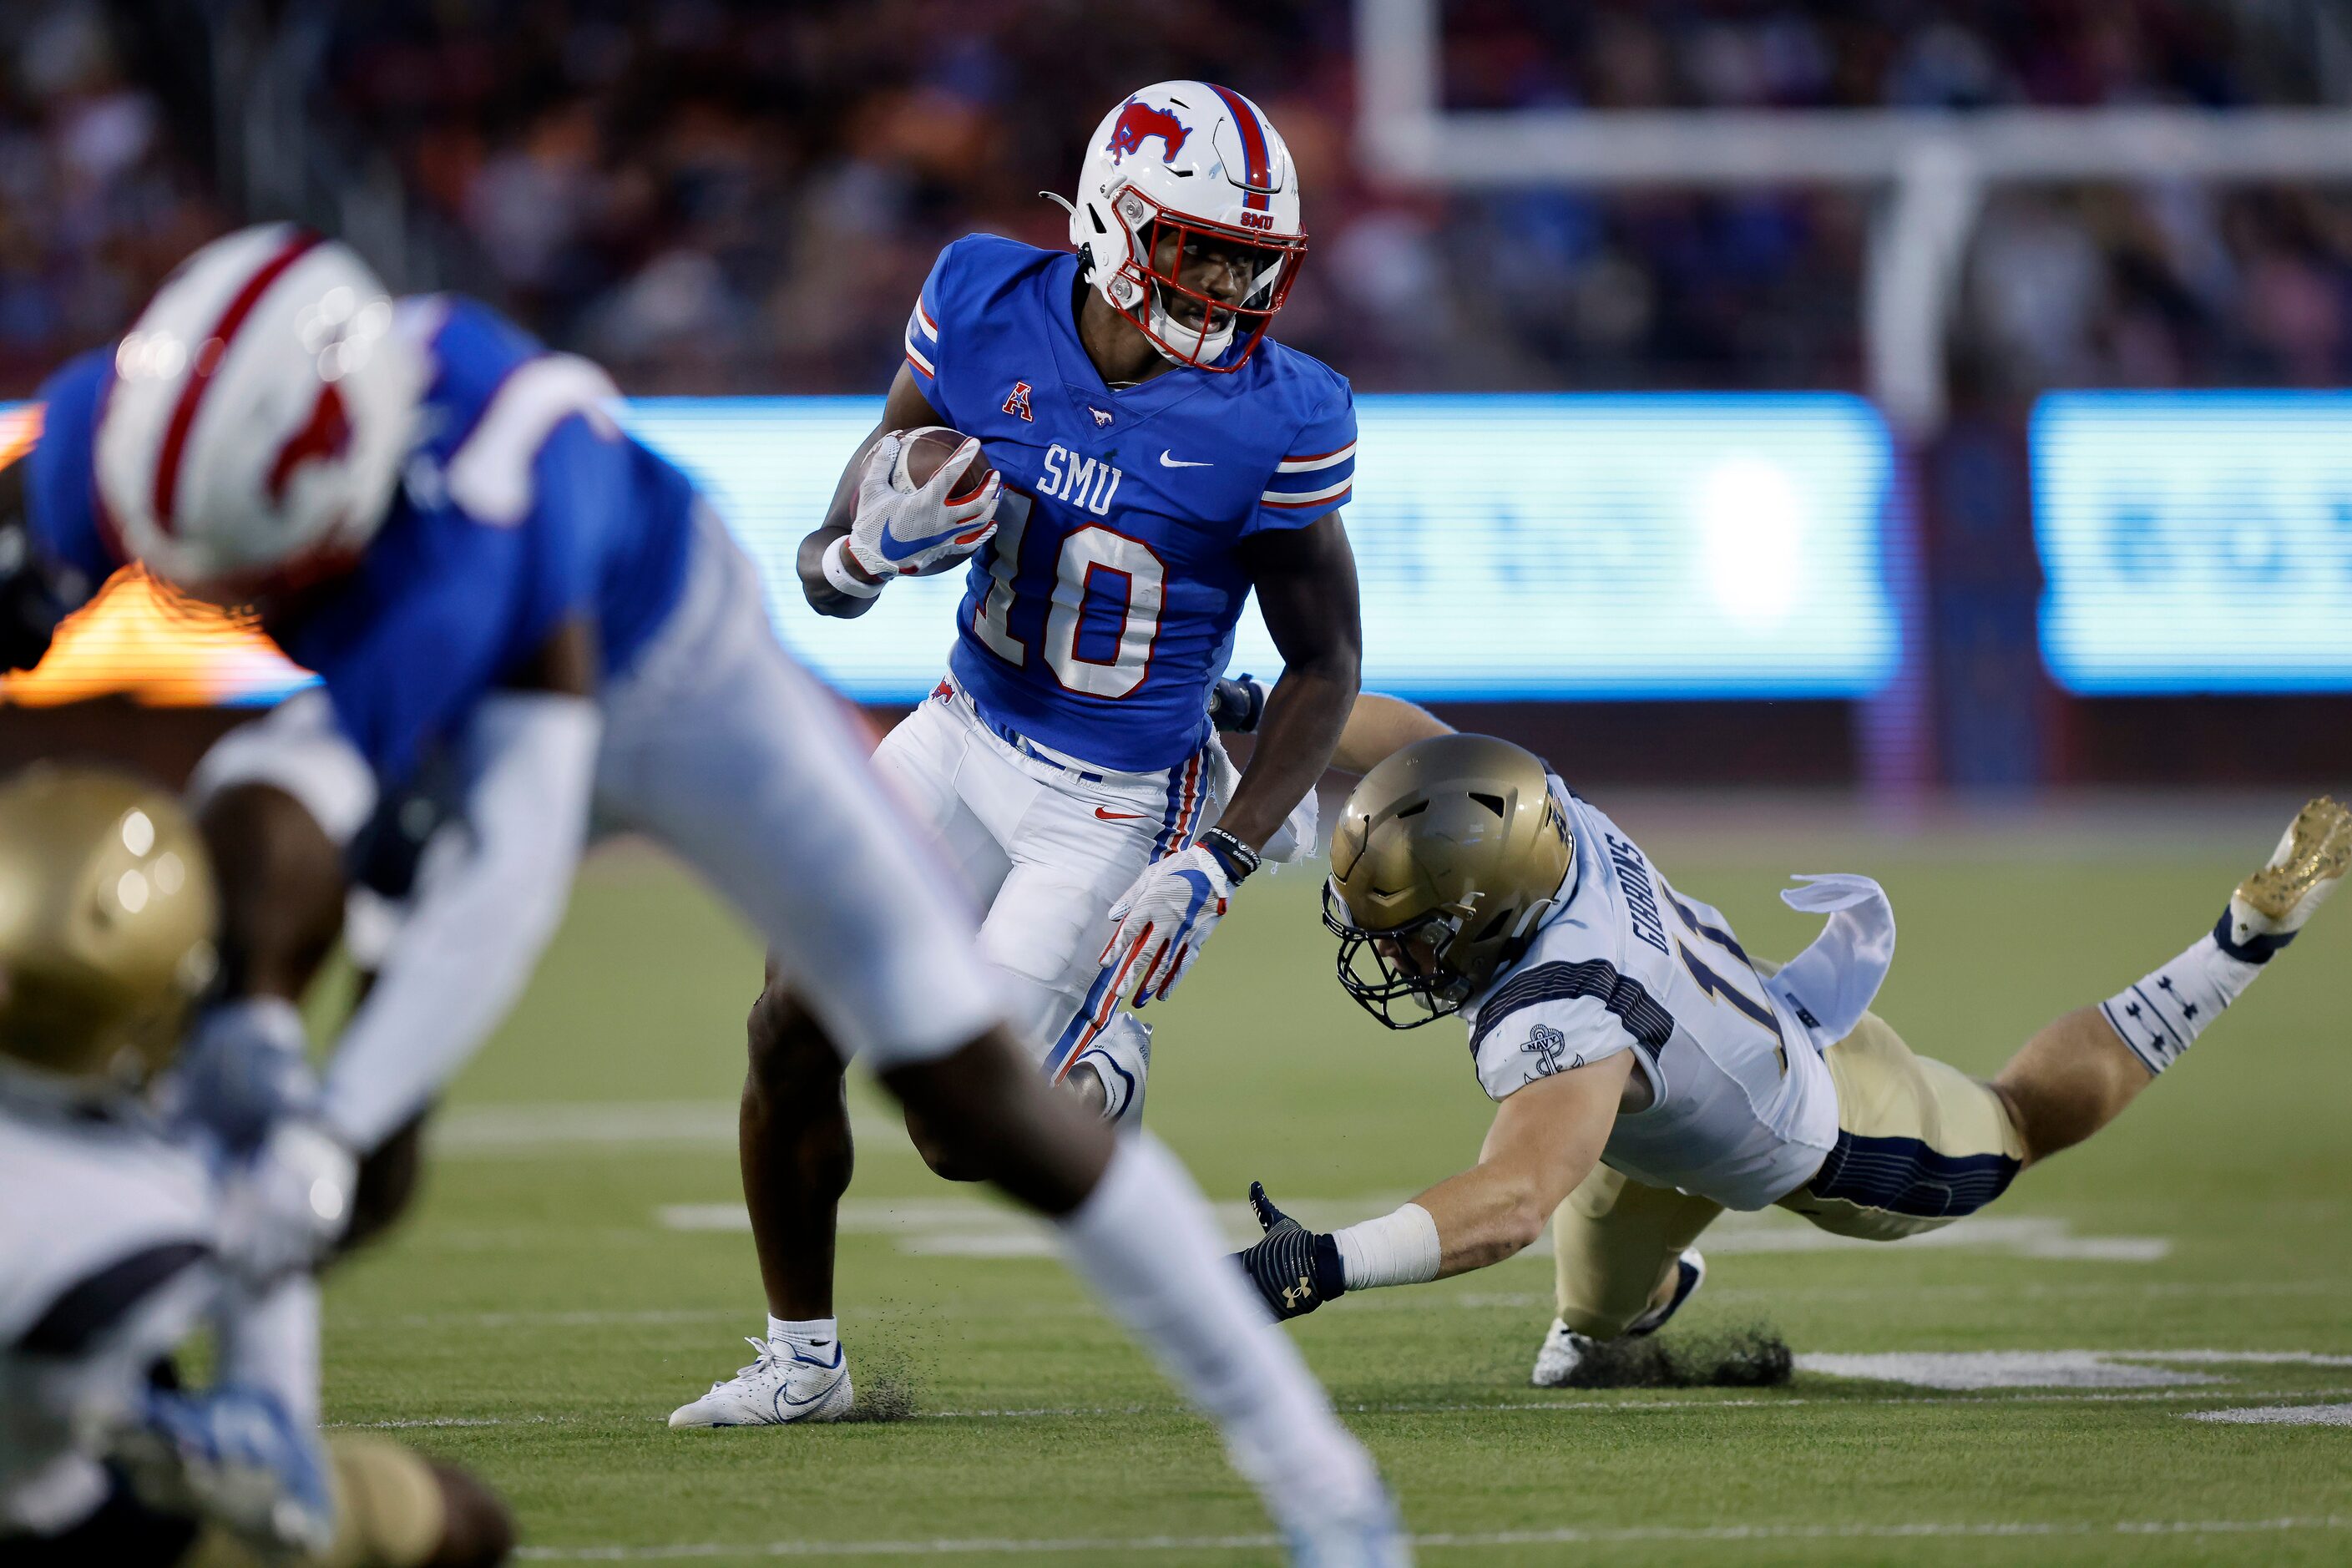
[0, 764, 218, 1085]
[1324, 734, 1575, 1027]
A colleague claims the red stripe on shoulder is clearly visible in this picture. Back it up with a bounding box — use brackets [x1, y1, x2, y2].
[1260, 483, 1351, 509]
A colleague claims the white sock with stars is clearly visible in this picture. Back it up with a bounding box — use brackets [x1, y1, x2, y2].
[2099, 917, 2266, 1075]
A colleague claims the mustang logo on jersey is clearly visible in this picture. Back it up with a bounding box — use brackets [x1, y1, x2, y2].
[1035, 444, 1124, 515]
[1105, 99, 1189, 164]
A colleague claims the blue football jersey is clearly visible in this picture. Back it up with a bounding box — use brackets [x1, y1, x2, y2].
[906, 236, 1356, 774]
[26, 299, 700, 787]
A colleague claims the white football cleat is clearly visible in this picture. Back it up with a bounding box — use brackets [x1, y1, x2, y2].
[1529, 1319, 1592, 1388]
[668, 1337, 852, 1428]
[1530, 1248, 1705, 1387]
[2226, 797, 2352, 955]
[1284, 1490, 1413, 1567]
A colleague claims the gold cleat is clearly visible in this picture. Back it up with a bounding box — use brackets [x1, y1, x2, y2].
[2228, 796, 2352, 950]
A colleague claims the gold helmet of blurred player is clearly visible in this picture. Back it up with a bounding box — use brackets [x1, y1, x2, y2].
[1323, 735, 1575, 1028]
[0, 765, 218, 1085]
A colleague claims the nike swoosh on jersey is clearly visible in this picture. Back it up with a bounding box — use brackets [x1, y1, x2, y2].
[1095, 807, 1146, 821]
[1158, 451, 1211, 468]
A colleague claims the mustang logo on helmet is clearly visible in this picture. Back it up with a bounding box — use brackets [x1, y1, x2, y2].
[1105, 99, 1189, 164]
[266, 381, 353, 504]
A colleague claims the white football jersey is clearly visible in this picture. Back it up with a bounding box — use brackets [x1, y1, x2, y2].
[0, 1093, 220, 1534]
[1460, 784, 1849, 1211]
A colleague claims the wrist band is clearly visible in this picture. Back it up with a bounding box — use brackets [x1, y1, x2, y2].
[1331, 1201, 1441, 1291]
[1196, 826, 1262, 883]
[822, 536, 884, 599]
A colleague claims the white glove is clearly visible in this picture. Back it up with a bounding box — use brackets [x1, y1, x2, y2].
[1098, 842, 1237, 1009]
[215, 1120, 358, 1287]
[167, 997, 316, 1154]
[117, 1384, 335, 1556]
[842, 430, 1002, 580]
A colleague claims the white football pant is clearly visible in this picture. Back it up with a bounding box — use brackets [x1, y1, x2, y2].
[200, 508, 1005, 1074]
[593, 512, 1006, 1069]
[873, 675, 1312, 1077]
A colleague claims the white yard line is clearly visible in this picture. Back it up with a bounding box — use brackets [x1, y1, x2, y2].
[650, 1196, 2171, 1262]
[2189, 1404, 2352, 1426]
[1796, 1349, 2352, 1389]
[311, 1387, 2352, 1434]
[431, 1102, 903, 1156]
[513, 1515, 2352, 1560]
[922, 1387, 2352, 1420]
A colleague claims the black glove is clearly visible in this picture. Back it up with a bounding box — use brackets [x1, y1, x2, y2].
[1231, 1181, 1344, 1321]
[1207, 673, 1267, 734]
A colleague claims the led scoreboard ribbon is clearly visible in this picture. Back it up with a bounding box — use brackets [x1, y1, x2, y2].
[3, 394, 1903, 706]
[625, 392, 1901, 702]
[2035, 391, 2352, 694]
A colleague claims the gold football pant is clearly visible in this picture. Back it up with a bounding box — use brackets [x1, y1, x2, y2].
[1554, 1011, 2029, 1338]
[180, 1437, 446, 1568]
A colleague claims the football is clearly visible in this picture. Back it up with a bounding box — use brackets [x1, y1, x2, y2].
[890, 425, 998, 575]
[893, 425, 995, 505]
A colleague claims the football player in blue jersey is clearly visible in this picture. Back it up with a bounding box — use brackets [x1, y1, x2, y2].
[706, 82, 1364, 1424]
[16, 225, 1407, 1563]
[797, 78, 1360, 1102]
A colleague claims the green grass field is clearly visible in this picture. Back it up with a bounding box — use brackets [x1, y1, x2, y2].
[319, 797, 2352, 1565]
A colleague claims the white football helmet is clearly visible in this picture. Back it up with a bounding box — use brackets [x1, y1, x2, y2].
[1063, 82, 1307, 372]
[97, 224, 426, 600]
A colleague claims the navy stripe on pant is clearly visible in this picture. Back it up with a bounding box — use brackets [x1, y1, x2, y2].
[1806, 1130, 2019, 1220]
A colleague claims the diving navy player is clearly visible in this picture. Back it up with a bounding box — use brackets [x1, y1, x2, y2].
[26, 225, 1408, 1564]
[695, 79, 1363, 1422]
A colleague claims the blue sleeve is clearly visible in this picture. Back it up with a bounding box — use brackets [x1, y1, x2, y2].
[1245, 382, 1357, 535]
[519, 414, 634, 628]
[904, 244, 958, 424]
[23, 349, 122, 587]
[309, 411, 635, 786]
[296, 527, 529, 787]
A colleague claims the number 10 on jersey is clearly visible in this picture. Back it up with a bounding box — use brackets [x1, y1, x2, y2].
[973, 490, 1167, 699]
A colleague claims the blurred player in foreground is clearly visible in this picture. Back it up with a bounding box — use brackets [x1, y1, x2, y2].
[14, 225, 1404, 1563]
[1232, 702, 2349, 1385]
[714, 75, 1360, 1434]
[0, 766, 510, 1566]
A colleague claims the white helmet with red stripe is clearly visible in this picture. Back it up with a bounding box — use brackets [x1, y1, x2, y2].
[1065, 82, 1306, 372]
[96, 224, 427, 599]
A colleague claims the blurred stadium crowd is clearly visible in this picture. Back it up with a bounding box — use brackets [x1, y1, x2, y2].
[2, 0, 2349, 399]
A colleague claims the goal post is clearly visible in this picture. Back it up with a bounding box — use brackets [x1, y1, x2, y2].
[1357, 0, 2352, 432]
[1353, 0, 2352, 792]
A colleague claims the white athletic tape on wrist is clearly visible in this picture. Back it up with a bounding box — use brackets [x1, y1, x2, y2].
[1333, 1201, 1441, 1291]
[822, 535, 884, 599]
